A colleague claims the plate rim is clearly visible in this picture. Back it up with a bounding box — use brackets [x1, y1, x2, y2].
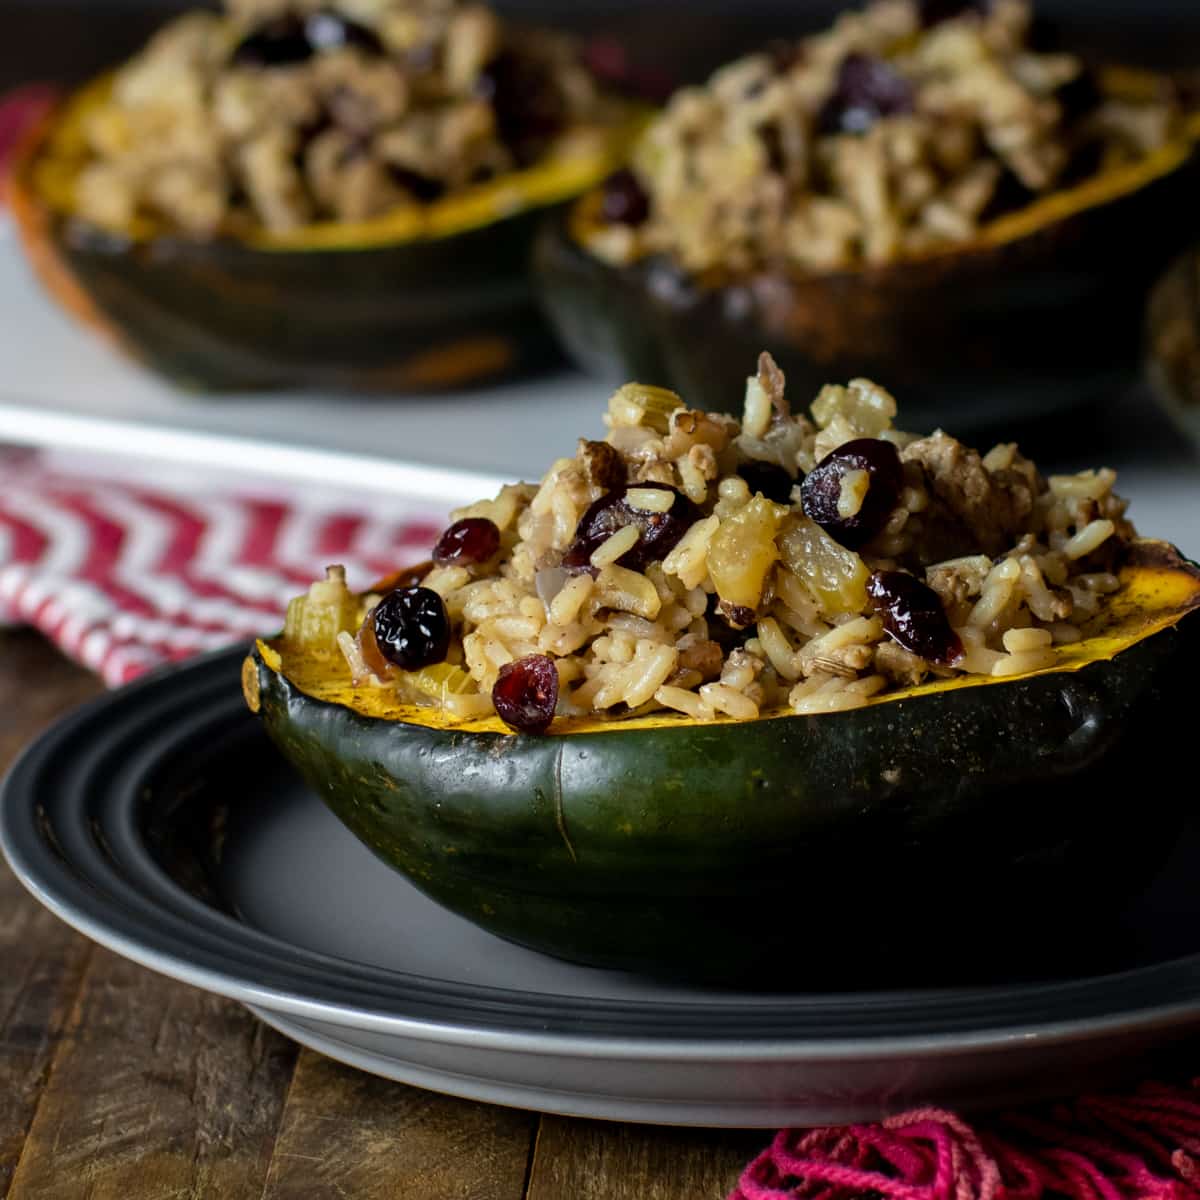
[12, 859, 1200, 1062]
[4, 645, 1200, 1061]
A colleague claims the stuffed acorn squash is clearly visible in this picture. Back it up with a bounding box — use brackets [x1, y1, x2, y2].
[536, 0, 1200, 429]
[12, 0, 640, 391]
[248, 355, 1200, 980]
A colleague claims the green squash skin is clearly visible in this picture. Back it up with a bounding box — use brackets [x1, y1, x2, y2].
[534, 151, 1199, 431]
[252, 614, 1195, 983]
[43, 206, 561, 392]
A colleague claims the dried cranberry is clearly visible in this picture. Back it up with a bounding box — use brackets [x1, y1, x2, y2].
[800, 438, 903, 550]
[600, 169, 650, 227]
[433, 517, 500, 565]
[562, 485, 697, 575]
[737, 461, 798, 505]
[371, 586, 450, 671]
[232, 9, 382, 67]
[493, 654, 559, 734]
[476, 50, 566, 164]
[867, 571, 963, 666]
[816, 54, 914, 136]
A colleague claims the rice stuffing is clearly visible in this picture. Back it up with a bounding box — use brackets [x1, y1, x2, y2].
[280, 353, 1138, 733]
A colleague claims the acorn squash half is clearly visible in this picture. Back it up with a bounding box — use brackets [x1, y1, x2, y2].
[11, 75, 641, 392]
[535, 73, 1200, 432]
[246, 540, 1200, 983]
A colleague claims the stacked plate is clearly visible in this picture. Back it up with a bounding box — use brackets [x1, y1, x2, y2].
[4, 645, 1200, 1127]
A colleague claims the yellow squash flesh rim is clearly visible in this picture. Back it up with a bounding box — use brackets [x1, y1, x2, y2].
[256, 538, 1200, 737]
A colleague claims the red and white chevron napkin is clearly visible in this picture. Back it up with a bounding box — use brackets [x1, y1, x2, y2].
[0, 445, 444, 686]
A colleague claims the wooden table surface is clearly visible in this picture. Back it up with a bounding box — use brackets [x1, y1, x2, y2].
[0, 629, 764, 1199]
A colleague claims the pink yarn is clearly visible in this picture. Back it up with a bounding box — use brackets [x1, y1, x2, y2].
[731, 1080, 1200, 1200]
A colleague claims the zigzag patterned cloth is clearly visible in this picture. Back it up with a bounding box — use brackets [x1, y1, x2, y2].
[0, 446, 444, 686]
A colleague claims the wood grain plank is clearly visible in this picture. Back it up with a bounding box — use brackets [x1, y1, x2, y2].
[7, 947, 298, 1200]
[261, 1049, 537, 1200]
[525, 1117, 759, 1200]
[0, 632, 105, 1194]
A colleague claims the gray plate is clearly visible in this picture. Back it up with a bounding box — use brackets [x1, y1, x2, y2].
[4, 647, 1200, 1127]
